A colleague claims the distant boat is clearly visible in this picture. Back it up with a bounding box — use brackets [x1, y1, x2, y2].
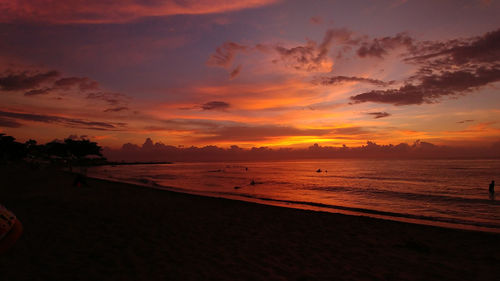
[316, 169, 322, 173]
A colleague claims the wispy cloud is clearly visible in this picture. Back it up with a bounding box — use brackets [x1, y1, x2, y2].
[356, 33, 414, 58]
[0, 0, 280, 24]
[207, 42, 250, 68]
[104, 107, 129, 113]
[457, 119, 475, 124]
[54, 77, 99, 91]
[24, 88, 52, 96]
[197, 124, 333, 142]
[309, 16, 323, 25]
[274, 29, 344, 72]
[0, 70, 59, 91]
[230, 65, 242, 79]
[314, 75, 395, 87]
[366, 112, 391, 119]
[86, 92, 129, 106]
[201, 101, 230, 111]
[0, 117, 22, 128]
[0, 110, 126, 131]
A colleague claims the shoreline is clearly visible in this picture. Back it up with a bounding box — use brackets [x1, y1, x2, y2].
[1, 166, 499, 280]
[88, 173, 500, 234]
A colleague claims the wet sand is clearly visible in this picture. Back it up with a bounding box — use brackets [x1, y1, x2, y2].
[1, 165, 499, 280]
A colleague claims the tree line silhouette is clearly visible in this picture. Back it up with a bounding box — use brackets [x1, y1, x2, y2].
[0, 134, 105, 165]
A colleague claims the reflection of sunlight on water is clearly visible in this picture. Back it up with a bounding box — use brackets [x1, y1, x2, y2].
[88, 159, 500, 231]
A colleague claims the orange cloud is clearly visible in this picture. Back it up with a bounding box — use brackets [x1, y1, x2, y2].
[0, 0, 280, 24]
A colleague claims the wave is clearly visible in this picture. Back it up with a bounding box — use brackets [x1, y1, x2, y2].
[316, 174, 436, 183]
[214, 191, 500, 230]
[306, 185, 499, 205]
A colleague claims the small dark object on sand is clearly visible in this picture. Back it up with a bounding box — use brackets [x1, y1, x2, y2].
[250, 180, 256, 185]
[234, 186, 242, 190]
[316, 169, 322, 173]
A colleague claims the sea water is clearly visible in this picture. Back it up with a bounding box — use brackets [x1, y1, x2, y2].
[88, 159, 500, 232]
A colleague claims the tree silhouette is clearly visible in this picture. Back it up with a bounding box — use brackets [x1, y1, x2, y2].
[64, 139, 102, 160]
[0, 134, 27, 162]
[0, 134, 106, 166]
[45, 141, 69, 159]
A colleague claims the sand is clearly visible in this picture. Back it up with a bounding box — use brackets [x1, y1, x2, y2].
[1, 165, 499, 281]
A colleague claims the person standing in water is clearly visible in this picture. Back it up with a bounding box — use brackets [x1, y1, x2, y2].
[489, 180, 495, 194]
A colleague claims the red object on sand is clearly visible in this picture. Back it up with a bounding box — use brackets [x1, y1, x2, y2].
[0, 205, 23, 254]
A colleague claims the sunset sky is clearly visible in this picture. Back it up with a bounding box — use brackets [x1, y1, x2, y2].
[0, 0, 499, 149]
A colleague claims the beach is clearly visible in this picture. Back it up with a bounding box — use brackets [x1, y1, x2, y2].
[1, 165, 499, 281]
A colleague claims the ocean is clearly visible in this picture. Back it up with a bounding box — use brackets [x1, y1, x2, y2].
[88, 159, 500, 232]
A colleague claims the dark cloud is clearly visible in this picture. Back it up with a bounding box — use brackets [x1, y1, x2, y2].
[0, 70, 60, 91]
[350, 67, 500, 105]
[24, 88, 52, 96]
[407, 28, 500, 68]
[350, 29, 500, 106]
[314, 75, 394, 87]
[207, 42, 249, 68]
[309, 16, 323, 25]
[208, 29, 355, 75]
[275, 33, 333, 71]
[402, 29, 500, 85]
[0, 117, 22, 128]
[274, 28, 357, 71]
[367, 112, 391, 119]
[104, 107, 129, 112]
[201, 101, 230, 111]
[457, 119, 475, 124]
[1, 68, 105, 100]
[86, 92, 128, 105]
[54, 77, 99, 91]
[323, 28, 359, 45]
[230, 65, 242, 79]
[357, 33, 414, 58]
[0, 110, 124, 131]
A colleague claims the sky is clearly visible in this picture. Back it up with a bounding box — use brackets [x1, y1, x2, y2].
[0, 0, 499, 150]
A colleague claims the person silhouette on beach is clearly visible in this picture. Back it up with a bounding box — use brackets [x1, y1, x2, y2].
[489, 180, 495, 194]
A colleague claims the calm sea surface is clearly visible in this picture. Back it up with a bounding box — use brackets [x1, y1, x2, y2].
[88, 159, 500, 232]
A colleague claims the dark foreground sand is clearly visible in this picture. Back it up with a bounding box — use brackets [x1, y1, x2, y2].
[1, 165, 499, 281]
